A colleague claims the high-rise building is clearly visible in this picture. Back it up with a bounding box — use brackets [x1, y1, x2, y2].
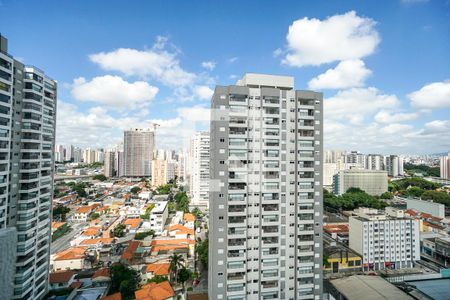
[189, 132, 210, 208]
[345, 151, 366, 169]
[82, 148, 96, 164]
[123, 128, 154, 177]
[151, 159, 175, 187]
[385, 155, 404, 177]
[333, 169, 388, 196]
[349, 207, 420, 270]
[64, 144, 74, 161]
[104, 151, 115, 177]
[440, 153, 450, 179]
[0, 34, 57, 299]
[209, 73, 323, 299]
[72, 146, 83, 163]
[366, 154, 384, 171]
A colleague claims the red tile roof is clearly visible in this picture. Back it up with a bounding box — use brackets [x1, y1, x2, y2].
[54, 247, 86, 261]
[146, 263, 170, 276]
[135, 281, 175, 300]
[169, 224, 194, 235]
[49, 270, 75, 284]
[121, 241, 141, 262]
[92, 268, 110, 279]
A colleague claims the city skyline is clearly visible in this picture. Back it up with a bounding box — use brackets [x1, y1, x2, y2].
[1, 1, 449, 154]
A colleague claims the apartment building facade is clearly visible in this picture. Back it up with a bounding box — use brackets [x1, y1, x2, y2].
[349, 208, 420, 271]
[123, 128, 154, 177]
[189, 132, 210, 208]
[333, 169, 388, 196]
[209, 73, 323, 300]
[0, 34, 57, 299]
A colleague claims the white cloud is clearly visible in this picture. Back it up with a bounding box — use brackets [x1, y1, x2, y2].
[177, 106, 210, 123]
[228, 57, 238, 63]
[201, 61, 216, 71]
[193, 85, 214, 100]
[408, 80, 450, 109]
[308, 59, 372, 89]
[89, 44, 196, 87]
[380, 123, 414, 135]
[325, 87, 400, 124]
[71, 75, 158, 109]
[374, 111, 419, 124]
[282, 11, 380, 67]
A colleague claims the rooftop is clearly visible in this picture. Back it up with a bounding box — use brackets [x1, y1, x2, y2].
[49, 270, 75, 284]
[330, 275, 413, 300]
[134, 281, 175, 300]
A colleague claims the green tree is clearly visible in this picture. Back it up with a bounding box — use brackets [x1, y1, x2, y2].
[174, 191, 190, 212]
[421, 190, 450, 207]
[195, 238, 209, 267]
[90, 212, 100, 220]
[109, 263, 140, 300]
[346, 187, 365, 194]
[380, 192, 394, 199]
[191, 207, 203, 218]
[53, 206, 70, 221]
[113, 224, 126, 237]
[93, 174, 107, 181]
[147, 275, 168, 284]
[177, 268, 191, 291]
[140, 203, 155, 220]
[169, 254, 185, 284]
[405, 186, 425, 198]
[134, 230, 155, 240]
[130, 186, 141, 194]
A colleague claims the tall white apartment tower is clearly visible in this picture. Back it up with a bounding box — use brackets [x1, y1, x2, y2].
[189, 132, 210, 208]
[209, 73, 323, 300]
[440, 153, 450, 179]
[123, 128, 154, 177]
[0, 34, 57, 299]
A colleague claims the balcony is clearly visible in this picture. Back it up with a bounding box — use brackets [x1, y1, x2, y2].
[228, 216, 246, 224]
[228, 272, 245, 281]
[228, 238, 246, 247]
[262, 237, 278, 245]
[262, 226, 278, 234]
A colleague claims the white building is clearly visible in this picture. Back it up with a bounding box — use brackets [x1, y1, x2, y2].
[385, 155, 404, 177]
[333, 169, 388, 196]
[209, 73, 323, 300]
[440, 153, 450, 179]
[149, 201, 169, 234]
[366, 154, 384, 171]
[83, 148, 96, 164]
[349, 207, 420, 270]
[0, 34, 57, 299]
[406, 198, 445, 219]
[189, 132, 210, 208]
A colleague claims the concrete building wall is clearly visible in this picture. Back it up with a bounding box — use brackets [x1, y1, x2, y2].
[209, 73, 323, 300]
[123, 129, 154, 177]
[334, 169, 388, 196]
[0, 36, 57, 299]
[406, 198, 445, 219]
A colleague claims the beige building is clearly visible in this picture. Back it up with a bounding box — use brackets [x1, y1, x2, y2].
[333, 169, 388, 196]
[151, 160, 176, 187]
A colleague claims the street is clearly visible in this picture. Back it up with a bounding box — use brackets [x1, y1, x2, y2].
[50, 222, 86, 254]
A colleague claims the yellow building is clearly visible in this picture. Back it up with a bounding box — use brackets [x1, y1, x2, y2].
[323, 246, 362, 274]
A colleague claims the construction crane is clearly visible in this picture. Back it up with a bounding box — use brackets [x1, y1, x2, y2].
[151, 123, 160, 132]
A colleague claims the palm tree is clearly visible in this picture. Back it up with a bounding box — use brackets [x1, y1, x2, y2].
[169, 254, 185, 284]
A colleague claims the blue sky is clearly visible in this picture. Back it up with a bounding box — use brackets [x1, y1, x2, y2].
[1, 0, 449, 154]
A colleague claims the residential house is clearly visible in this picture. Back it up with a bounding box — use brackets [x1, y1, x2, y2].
[134, 281, 175, 300]
[124, 218, 142, 233]
[143, 262, 170, 282]
[73, 206, 95, 222]
[48, 270, 76, 291]
[52, 247, 87, 271]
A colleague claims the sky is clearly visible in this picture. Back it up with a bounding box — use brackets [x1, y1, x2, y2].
[0, 0, 449, 154]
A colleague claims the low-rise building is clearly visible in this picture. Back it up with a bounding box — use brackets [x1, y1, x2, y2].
[49, 270, 76, 291]
[149, 201, 168, 234]
[73, 206, 95, 222]
[134, 281, 175, 300]
[52, 247, 88, 271]
[349, 207, 420, 270]
[124, 218, 142, 233]
[143, 262, 170, 282]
